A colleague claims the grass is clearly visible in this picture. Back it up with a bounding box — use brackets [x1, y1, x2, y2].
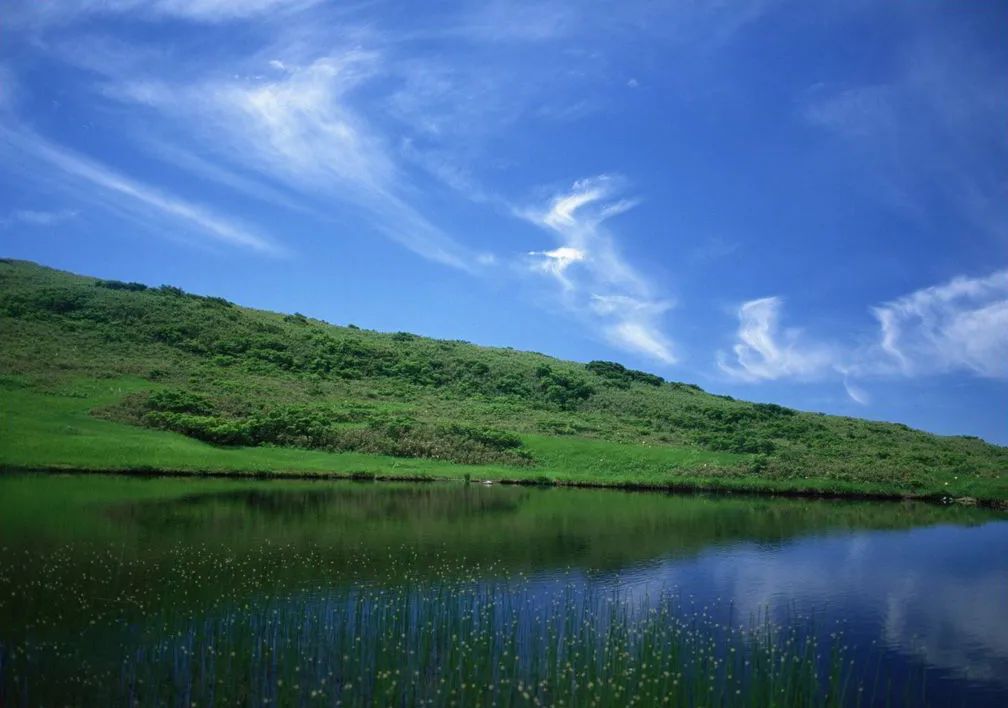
[1, 258, 1006, 502]
[0, 377, 740, 482]
[0, 376, 478, 477]
[7, 377, 1004, 501]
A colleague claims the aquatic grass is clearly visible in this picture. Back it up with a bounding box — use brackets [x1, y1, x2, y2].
[4, 576, 868, 707]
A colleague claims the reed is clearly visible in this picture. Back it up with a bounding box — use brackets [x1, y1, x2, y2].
[5, 574, 873, 707]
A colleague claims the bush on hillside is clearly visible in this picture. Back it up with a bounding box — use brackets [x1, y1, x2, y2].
[147, 389, 214, 416]
[96, 280, 148, 292]
[141, 390, 531, 466]
[536, 365, 594, 409]
[586, 360, 664, 387]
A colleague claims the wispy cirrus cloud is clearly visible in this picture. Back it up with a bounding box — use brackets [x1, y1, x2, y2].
[102, 51, 490, 270]
[590, 294, 676, 364]
[527, 246, 586, 289]
[131, 136, 314, 217]
[719, 269, 1008, 401]
[522, 176, 676, 364]
[0, 126, 280, 255]
[871, 269, 1008, 380]
[841, 377, 871, 406]
[717, 297, 836, 383]
[27, 0, 785, 279]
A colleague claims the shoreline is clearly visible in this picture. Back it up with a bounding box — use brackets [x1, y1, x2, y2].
[4, 463, 1006, 511]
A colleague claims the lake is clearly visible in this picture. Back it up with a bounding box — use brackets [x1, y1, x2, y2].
[0, 474, 1005, 706]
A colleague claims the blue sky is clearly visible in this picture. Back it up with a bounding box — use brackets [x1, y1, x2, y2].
[1, 1, 1006, 444]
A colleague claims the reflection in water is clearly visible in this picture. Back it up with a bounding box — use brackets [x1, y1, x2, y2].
[0, 474, 1005, 706]
[615, 523, 1008, 700]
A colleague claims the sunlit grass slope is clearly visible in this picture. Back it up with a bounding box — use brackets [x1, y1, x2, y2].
[1, 258, 1006, 501]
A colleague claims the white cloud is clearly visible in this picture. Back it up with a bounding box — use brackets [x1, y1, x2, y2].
[606, 320, 676, 364]
[589, 293, 671, 318]
[540, 176, 638, 235]
[591, 294, 676, 364]
[718, 297, 836, 382]
[528, 246, 585, 287]
[521, 176, 677, 364]
[132, 137, 313, 216]
[720, 269, 1008, 400]
[215, 53, 392, 191]
[527, 175, 644, 292]
[871, 269, 1008, 380]
[104, 53, 485, 270]
[1, 126, 279, 255]
[842, 376, 871, 406]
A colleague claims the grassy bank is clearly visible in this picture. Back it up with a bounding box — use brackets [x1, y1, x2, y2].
[4, 375, 1005, 505]
[1, 258, 1006, 502]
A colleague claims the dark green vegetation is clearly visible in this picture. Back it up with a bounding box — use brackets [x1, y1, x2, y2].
[2, 258, 1006, 501]
[2, 475, 1001, 706]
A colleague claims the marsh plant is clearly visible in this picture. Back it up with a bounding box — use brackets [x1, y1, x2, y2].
[3, 573, 869, 707]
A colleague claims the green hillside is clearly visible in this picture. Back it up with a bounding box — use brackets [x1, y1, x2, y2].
[1, 258, 1005, 503]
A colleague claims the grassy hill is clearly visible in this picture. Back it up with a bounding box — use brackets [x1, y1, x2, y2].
[1, 258, 1005, 503]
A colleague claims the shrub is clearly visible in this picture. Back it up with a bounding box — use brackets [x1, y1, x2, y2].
[95, 280, 148, 292]
[439, 423, 523, 450]
[536, 366, 594, 409]
[18, 288, 88, 315]
[201, 296, 233, 308]
[753, 402, 796, 418]
[144, 411, 252, 446]
[586, 360, 664, 387]
[146, 389, 214, 416]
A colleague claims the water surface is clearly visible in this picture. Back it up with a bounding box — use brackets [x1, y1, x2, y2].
[0, 474, 1005, 705]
